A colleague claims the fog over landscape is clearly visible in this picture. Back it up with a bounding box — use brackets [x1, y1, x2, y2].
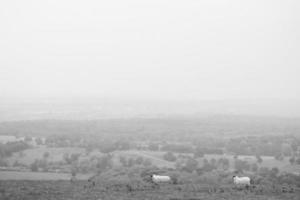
[1, 98, 300, 121]
[1, 0, 300, 121]
[0, 1, 300, 200]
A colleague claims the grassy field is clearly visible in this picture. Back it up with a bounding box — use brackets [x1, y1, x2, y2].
[1, 149, 300, 199]
[4, 147, 300, 183]
[0, 171, 91, 180]
[203, 154, 300, 174]
[116, 150, 300, 174]
[8, 147, 85, 165]
[0, 180, 299, 200]
[114, 150, 175, 168]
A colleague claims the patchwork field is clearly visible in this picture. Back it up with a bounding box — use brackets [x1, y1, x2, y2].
[8, 147, 85, 166]
[6, 147, 299, 175]
[115, 150, 300, 174]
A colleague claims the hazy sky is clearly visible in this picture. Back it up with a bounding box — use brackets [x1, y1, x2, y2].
[0, 0, 299, 101]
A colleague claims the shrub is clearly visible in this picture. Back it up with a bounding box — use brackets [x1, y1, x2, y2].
[296, 157, 300, 165]
[127, 158, 135, 167]
[13, 160, 21, 167]
[256, 154, 263, 164]
[201, 158, 213, 172]
[270, 167, 279, 178]
[163, 152, 177, 162]
[142, 158, 152, 167]
[0, 158, 8, 167]
[43, 152, 50, 159]
[96, 154, 113, 173]
[70, 153, 80, 162]
[217, 158, 230, 170]
[0, 141, 30, 157]
[119, 156, 127, 167]
[274, 153, 284, 161]
[289, 157, 295, 165]
[183, 158, 198, 173]
[148, 143, 159, 151]
[258, 167, 270, 177]
[30, 160, 39, 172]
[193, 147, 204, 158]
[251, 163, 258, 172]
[234, 159, 250, 172]
[135, 156, 144, 165]
[197, 171, 219, 186]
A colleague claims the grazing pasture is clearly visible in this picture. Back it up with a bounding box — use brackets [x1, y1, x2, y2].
[8, 147, 85, 166]
[0, 171, 91, 180]
[115, 151, 300, 174]
[0, 180, 299, 200]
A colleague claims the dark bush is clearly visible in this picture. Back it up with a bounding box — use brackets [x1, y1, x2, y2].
[234, 159, 250, 172]
[163, 152, 177, 162]
[148, 143, 159, 151]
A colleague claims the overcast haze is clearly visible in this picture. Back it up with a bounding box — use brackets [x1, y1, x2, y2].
[1, 0, 300, 118]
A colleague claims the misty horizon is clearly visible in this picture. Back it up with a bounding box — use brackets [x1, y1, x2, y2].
[1, 0, 300, 105]
[1, 97, 300, 121]
[1, 0, 300, 119]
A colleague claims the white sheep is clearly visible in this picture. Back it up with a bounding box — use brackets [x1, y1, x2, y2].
[151, 174, 172, 183]
[233, 176, 251, 186]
